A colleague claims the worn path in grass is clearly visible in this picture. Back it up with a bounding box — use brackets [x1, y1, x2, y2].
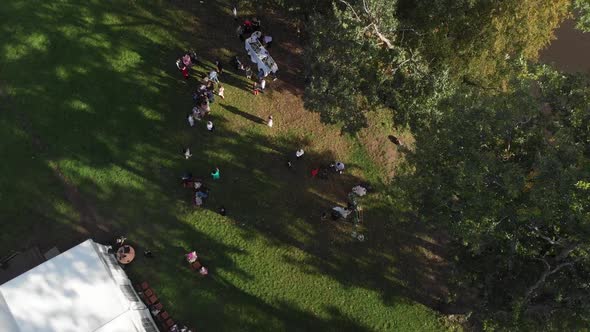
[0, 0, 453, 331]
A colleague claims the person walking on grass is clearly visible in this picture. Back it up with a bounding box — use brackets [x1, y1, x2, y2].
[215, 60, 224, 75]
[184, 147, 192, 159]
[267, 115, 273, 128]
[209, 70, 220, 84]
[218, 84, 225, 99]
[245, 66, 252, 80]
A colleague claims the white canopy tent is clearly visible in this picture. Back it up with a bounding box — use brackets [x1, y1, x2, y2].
[0, 239, 158, 332]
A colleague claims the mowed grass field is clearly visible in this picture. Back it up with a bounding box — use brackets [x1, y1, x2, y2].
[0, 0, 451, 331]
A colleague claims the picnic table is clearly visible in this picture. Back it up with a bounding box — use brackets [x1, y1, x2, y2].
[245, 33, 278, 76]
[116, 245, 135, 264]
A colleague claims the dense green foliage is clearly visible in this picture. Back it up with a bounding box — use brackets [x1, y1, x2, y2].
[575, 0, 590, 32]
[395, 66, 590, 326]
[398, 0, 570, 82]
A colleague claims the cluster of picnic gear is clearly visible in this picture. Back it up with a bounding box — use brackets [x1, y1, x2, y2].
[181, 172, 215, 207]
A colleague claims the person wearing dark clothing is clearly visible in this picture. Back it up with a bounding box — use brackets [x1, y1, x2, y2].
[189, 50, 198, 65]
[233, 56, 244, 70]
[215, 60, 224, 74]
[245, 66, 253, 80]
[252, 18, 261, 31]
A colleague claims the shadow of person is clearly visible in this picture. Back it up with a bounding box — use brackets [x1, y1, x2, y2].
[221, 104, 266, 124]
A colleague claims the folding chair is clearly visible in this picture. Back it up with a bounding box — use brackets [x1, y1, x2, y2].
[135, 281, 149, 292]
[157, 311, 170, 322]
[145, 294, 158, 305]
[164, 318, 175, 330]
[143, 288, 154, 297]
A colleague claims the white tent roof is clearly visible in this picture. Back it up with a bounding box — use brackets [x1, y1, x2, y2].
[0, 240, 158, 332]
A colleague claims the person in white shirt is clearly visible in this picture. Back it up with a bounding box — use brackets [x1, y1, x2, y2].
[267, 115, 273, 127]
[262, 35, 273, 48]
[296, 149, 304, 159]
[184, 147, 192, 159]
[218, 85, 225, 99]
[207, 121, 214, 131]
[188, 114, 195, 127]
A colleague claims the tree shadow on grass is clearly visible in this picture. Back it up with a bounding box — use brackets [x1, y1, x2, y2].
[0, 0, 455, 330]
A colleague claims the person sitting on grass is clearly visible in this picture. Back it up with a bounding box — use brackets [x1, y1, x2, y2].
[186, 251, 198, 263]
[262, 34, 273, 48]
[211, 167, 220, 180]
[181, 172, 193, 187]
[331, 161, 345, 174]
[196, 188, 209, 198]
[207, 121, 214, 132]
[181, 65, 189, 80]
[195, 195, 203, 206]
[296, 149, 304, 159]
[199, 266, 209, 276]
[182, 53, 192, 67]
[206, 90, 215, 103]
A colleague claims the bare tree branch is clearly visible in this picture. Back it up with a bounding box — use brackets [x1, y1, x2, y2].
[373, 25, 394, 49]
[555, 242, 578, 262]
[338, 0, 360, 21]
[529, 225, 561, 245]
[523, 244, 578, 306]
[338, 0, 394, 49]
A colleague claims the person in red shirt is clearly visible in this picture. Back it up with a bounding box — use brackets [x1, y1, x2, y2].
[311, 168, 319, 178]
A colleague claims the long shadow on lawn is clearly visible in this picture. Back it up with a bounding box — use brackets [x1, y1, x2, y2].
[0, 0, 455, 330]
[221, 104, 266, 124]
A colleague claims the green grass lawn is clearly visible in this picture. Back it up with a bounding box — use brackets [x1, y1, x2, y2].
[0, 0, 450, 330]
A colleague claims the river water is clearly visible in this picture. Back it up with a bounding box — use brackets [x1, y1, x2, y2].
[540, 19, 590, 74]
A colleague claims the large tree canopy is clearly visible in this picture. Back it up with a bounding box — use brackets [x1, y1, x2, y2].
[395, 66, 590, 326]
[398, 0, 570, 83]
[301, 0, 571, 132]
